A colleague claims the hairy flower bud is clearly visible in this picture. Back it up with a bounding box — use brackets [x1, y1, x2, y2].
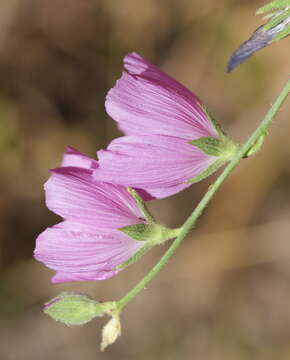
[44, 292, 115, 326]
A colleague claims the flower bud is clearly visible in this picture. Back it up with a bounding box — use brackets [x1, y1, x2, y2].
[44, 292, 115, 326]
[100, 316, 121, 351]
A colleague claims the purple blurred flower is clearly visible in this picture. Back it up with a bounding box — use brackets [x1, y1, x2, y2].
[34, 147, 144, 283]
[95, 53, 234, 198]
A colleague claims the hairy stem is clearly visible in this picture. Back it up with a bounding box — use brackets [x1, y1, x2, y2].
[117, 79, 290, 311]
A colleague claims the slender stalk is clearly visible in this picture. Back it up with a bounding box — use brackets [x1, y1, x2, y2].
[117, 79, 290, 311]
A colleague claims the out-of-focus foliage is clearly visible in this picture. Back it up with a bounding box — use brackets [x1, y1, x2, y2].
[0, 1, 289, 359]
[227, 0, 290, 71]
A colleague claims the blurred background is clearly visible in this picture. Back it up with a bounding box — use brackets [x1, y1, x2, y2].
[0, 0, 289, 359]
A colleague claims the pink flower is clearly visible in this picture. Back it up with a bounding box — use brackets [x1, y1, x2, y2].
[34, 147, 144, 283]
[95, 53, 236, 198]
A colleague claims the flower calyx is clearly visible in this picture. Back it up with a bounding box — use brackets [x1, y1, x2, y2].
[190, 136, 239, 159]
[122, 186, 180, 244]
[116, 187, 181, 269]
[187, 136, 239, 184]
[100, 312, 122, 351]
[118, 223, 180, 269]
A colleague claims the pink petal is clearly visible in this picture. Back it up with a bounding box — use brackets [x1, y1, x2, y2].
[61, 146, 98, 170]
[34, 221, 143, 283]
[105, 52, 217, 140]
[51, 270, 118, 283]
[140, 182, 191, 199]
[95, 135, 215, 198]
[62, 147, 154, 201]
[45, 166, 144, 229]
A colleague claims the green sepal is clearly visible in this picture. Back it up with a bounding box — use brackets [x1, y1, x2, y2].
[120, 223, 157, 241]
[44, 292, 115, 326]
[190, 137, 227, 156]
[187, 158, 226, 184]
[188, 136, 239, 183]
[119, 222, 180, 243]
[127, 187, 155, 223]
[273, 21, 290, 40]
[117, 225, 181, 269]
[190, 136, 239, 159]
[256, 0, 290, 42]
[200, 104, 227, 137]
[256, 0, 290, 15]
[262, 8, 290, 31]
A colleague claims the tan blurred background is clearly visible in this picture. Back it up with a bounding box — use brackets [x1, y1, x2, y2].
[0, 0, 289, 359]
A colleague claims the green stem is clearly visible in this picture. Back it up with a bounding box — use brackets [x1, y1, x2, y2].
[117, 79, 290, 311]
